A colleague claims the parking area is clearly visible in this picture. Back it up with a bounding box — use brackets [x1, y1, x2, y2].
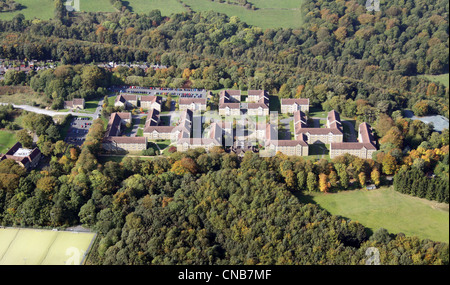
[64, 117, 93, 146]
[112, 86, 207, 99]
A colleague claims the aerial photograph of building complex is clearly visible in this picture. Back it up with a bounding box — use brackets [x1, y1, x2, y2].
[0, 0, 448, 280]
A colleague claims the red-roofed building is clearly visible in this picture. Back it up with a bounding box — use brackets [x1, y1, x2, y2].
[329, 122, 377, 159]
[0, 142, 42, 170]
[281, 98, 309, 114]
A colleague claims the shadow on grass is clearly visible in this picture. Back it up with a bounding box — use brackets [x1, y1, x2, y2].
[292, 188, 375, 240]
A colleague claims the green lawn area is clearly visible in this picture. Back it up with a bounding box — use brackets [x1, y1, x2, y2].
[79, 0, 117, 13]
[319, 119, 326, 128]
[0, 130, 17, 153]
[0, 0, 305, 29]
[422, 73, 449, 88]
[82, 99, 100, 113]
[309, 107, 328, 118]
[107, 95, 117, 106]
[127, 0, 187, 16]
[0, 0, 55, 20]
[182, 0, 304, 29]
[296, 187, 449, 243]
[155, 139, 171, 151]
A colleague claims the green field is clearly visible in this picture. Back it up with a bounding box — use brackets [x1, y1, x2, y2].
[0, 130, 17, 153]
[182, 0, 304, 29]
[0, 228, 96, 265]
[422, 73, 449, 88]
[79, 0, 117, 13]
[0, 0, 304, 29]
[128, 0, 187, 16]
[0, 0, 55, 20]
[297, 187, 449, 243]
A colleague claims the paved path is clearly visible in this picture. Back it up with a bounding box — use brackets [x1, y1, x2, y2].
[1, 103, 95, 118]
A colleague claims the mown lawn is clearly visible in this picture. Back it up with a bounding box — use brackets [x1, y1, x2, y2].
[0, 130, 17, 153]
[296, 187, 449, 243]
[182, 0, 304, 29]
[0, 0, 54, 20]
[127, 0, 186, 15]
[422, 73, 449, 88]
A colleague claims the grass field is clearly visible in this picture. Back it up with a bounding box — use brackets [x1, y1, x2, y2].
[422, 73, 449, 88]
[0, 0, 55, 20]
[297, 187, 449, 243]
[0, 130, 17, 153]
[79, 0, 117, 13]
[0, 228, 96, 265]
[0, 0, 305, 29]
[0, 86, 49, 107]
[128, 0, 187, 16]
[182, 0, 304, 29]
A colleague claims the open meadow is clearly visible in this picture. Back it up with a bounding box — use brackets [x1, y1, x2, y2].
[0, 0, 305, 29]
[182, 0, 304, 29]
[422, 73, 450, 88]
[0, 130, 17, 153]
[297, 187, 449, 243]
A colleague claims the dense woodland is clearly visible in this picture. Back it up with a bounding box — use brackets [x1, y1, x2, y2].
[0, 0, 21, 12]
[0, 113, 447, 264]
[0, 0, 448, 119]
[0, 1, 448, 265]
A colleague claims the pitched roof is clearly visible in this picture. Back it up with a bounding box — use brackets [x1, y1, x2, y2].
[72, 98, 85, 105]
[281, 98, 309, 105]
[143, 126, 175, 133]
[140, 95, 162, 103]
[145, 109, 160, 127]
[359, 122, 376, 145]
[179, 98, 207, 105]
[105, 113, 123, 137]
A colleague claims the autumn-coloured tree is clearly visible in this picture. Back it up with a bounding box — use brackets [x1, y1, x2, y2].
[358, 172, 366, 188]
[382, 153, 397, 175]
[36, 175, 58, 195]
[329, 170, 338, 188]
[319, 173, 329, 193]
[295, 85, 305, 98]
[371, 168, 381, 186]
[412, 100, 432, 117]
[171, 157, 198, 175]
[380, 126, 404, 149]
[334, 26, 347, 43]
[284, 170, 296, 190]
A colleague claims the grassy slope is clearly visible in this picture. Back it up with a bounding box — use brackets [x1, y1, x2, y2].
[79, 0, 117, 13]
[1, 0, 304, 29]
[422, 73, 449, 88]
[182, 0, 304, 29]
[127, 0, 187, 16]
[0, 130, 17, 153]
[298, 187, 449, 243]
[0, 0, 54, 20]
